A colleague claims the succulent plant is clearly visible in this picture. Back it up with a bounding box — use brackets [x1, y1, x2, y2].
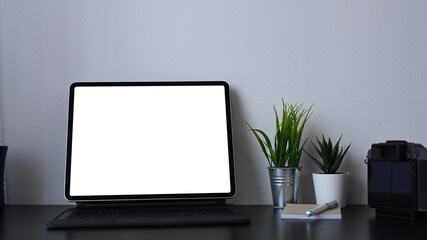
[245, 100, 313, 168]
[305, 135, 351, 174]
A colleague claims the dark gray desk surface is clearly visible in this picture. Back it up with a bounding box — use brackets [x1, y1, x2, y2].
[1, 205, 426, 240]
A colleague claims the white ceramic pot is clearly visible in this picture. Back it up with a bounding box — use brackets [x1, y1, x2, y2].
[312, 172, 350, 208]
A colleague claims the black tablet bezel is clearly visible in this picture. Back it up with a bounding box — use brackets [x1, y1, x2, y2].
[64, 81, 236, 202]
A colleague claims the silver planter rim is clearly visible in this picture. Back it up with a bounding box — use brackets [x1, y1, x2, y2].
[267, 166, 302, 170]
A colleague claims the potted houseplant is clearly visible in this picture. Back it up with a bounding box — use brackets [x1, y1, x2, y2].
[305, 135, 351, 207]
[246, 99, 313, 208]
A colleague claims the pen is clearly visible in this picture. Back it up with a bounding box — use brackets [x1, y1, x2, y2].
[306, 200, 338, 217]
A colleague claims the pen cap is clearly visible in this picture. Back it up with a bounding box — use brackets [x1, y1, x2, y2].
[327, 200, 338, 209]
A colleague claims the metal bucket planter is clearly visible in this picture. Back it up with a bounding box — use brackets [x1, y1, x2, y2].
[268, 167, 301, 208]
[0, 146, 7, 209]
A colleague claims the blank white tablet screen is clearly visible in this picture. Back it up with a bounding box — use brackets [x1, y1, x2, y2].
[69, 85, 231, 196]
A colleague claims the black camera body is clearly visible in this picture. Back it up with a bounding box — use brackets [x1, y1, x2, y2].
[366, 140, 427, 218]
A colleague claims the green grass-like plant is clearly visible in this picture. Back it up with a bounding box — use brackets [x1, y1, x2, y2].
[245, 100, 313, 168]
[305, 135, 351, 174]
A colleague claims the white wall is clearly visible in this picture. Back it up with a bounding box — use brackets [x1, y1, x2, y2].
[1, 0, 427, 205]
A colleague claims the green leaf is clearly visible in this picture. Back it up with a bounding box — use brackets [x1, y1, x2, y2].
[309, 134, 351, 173]
[245, 100, 313, 168]
[329, 143, 351, 173]
[253, 128, 276, 166]
[245, 121, 271, 166]
[304, 149, 327, 173]
[317, 136, 332, 170]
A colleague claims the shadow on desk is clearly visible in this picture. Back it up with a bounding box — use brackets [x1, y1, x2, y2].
[47, 226, 239, 240]
[368, 216, 427, 240]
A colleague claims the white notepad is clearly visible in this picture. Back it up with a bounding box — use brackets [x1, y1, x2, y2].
[281, 204, 342, 220]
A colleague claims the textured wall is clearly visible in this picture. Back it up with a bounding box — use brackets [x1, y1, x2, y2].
[1, 0, 427, 205]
